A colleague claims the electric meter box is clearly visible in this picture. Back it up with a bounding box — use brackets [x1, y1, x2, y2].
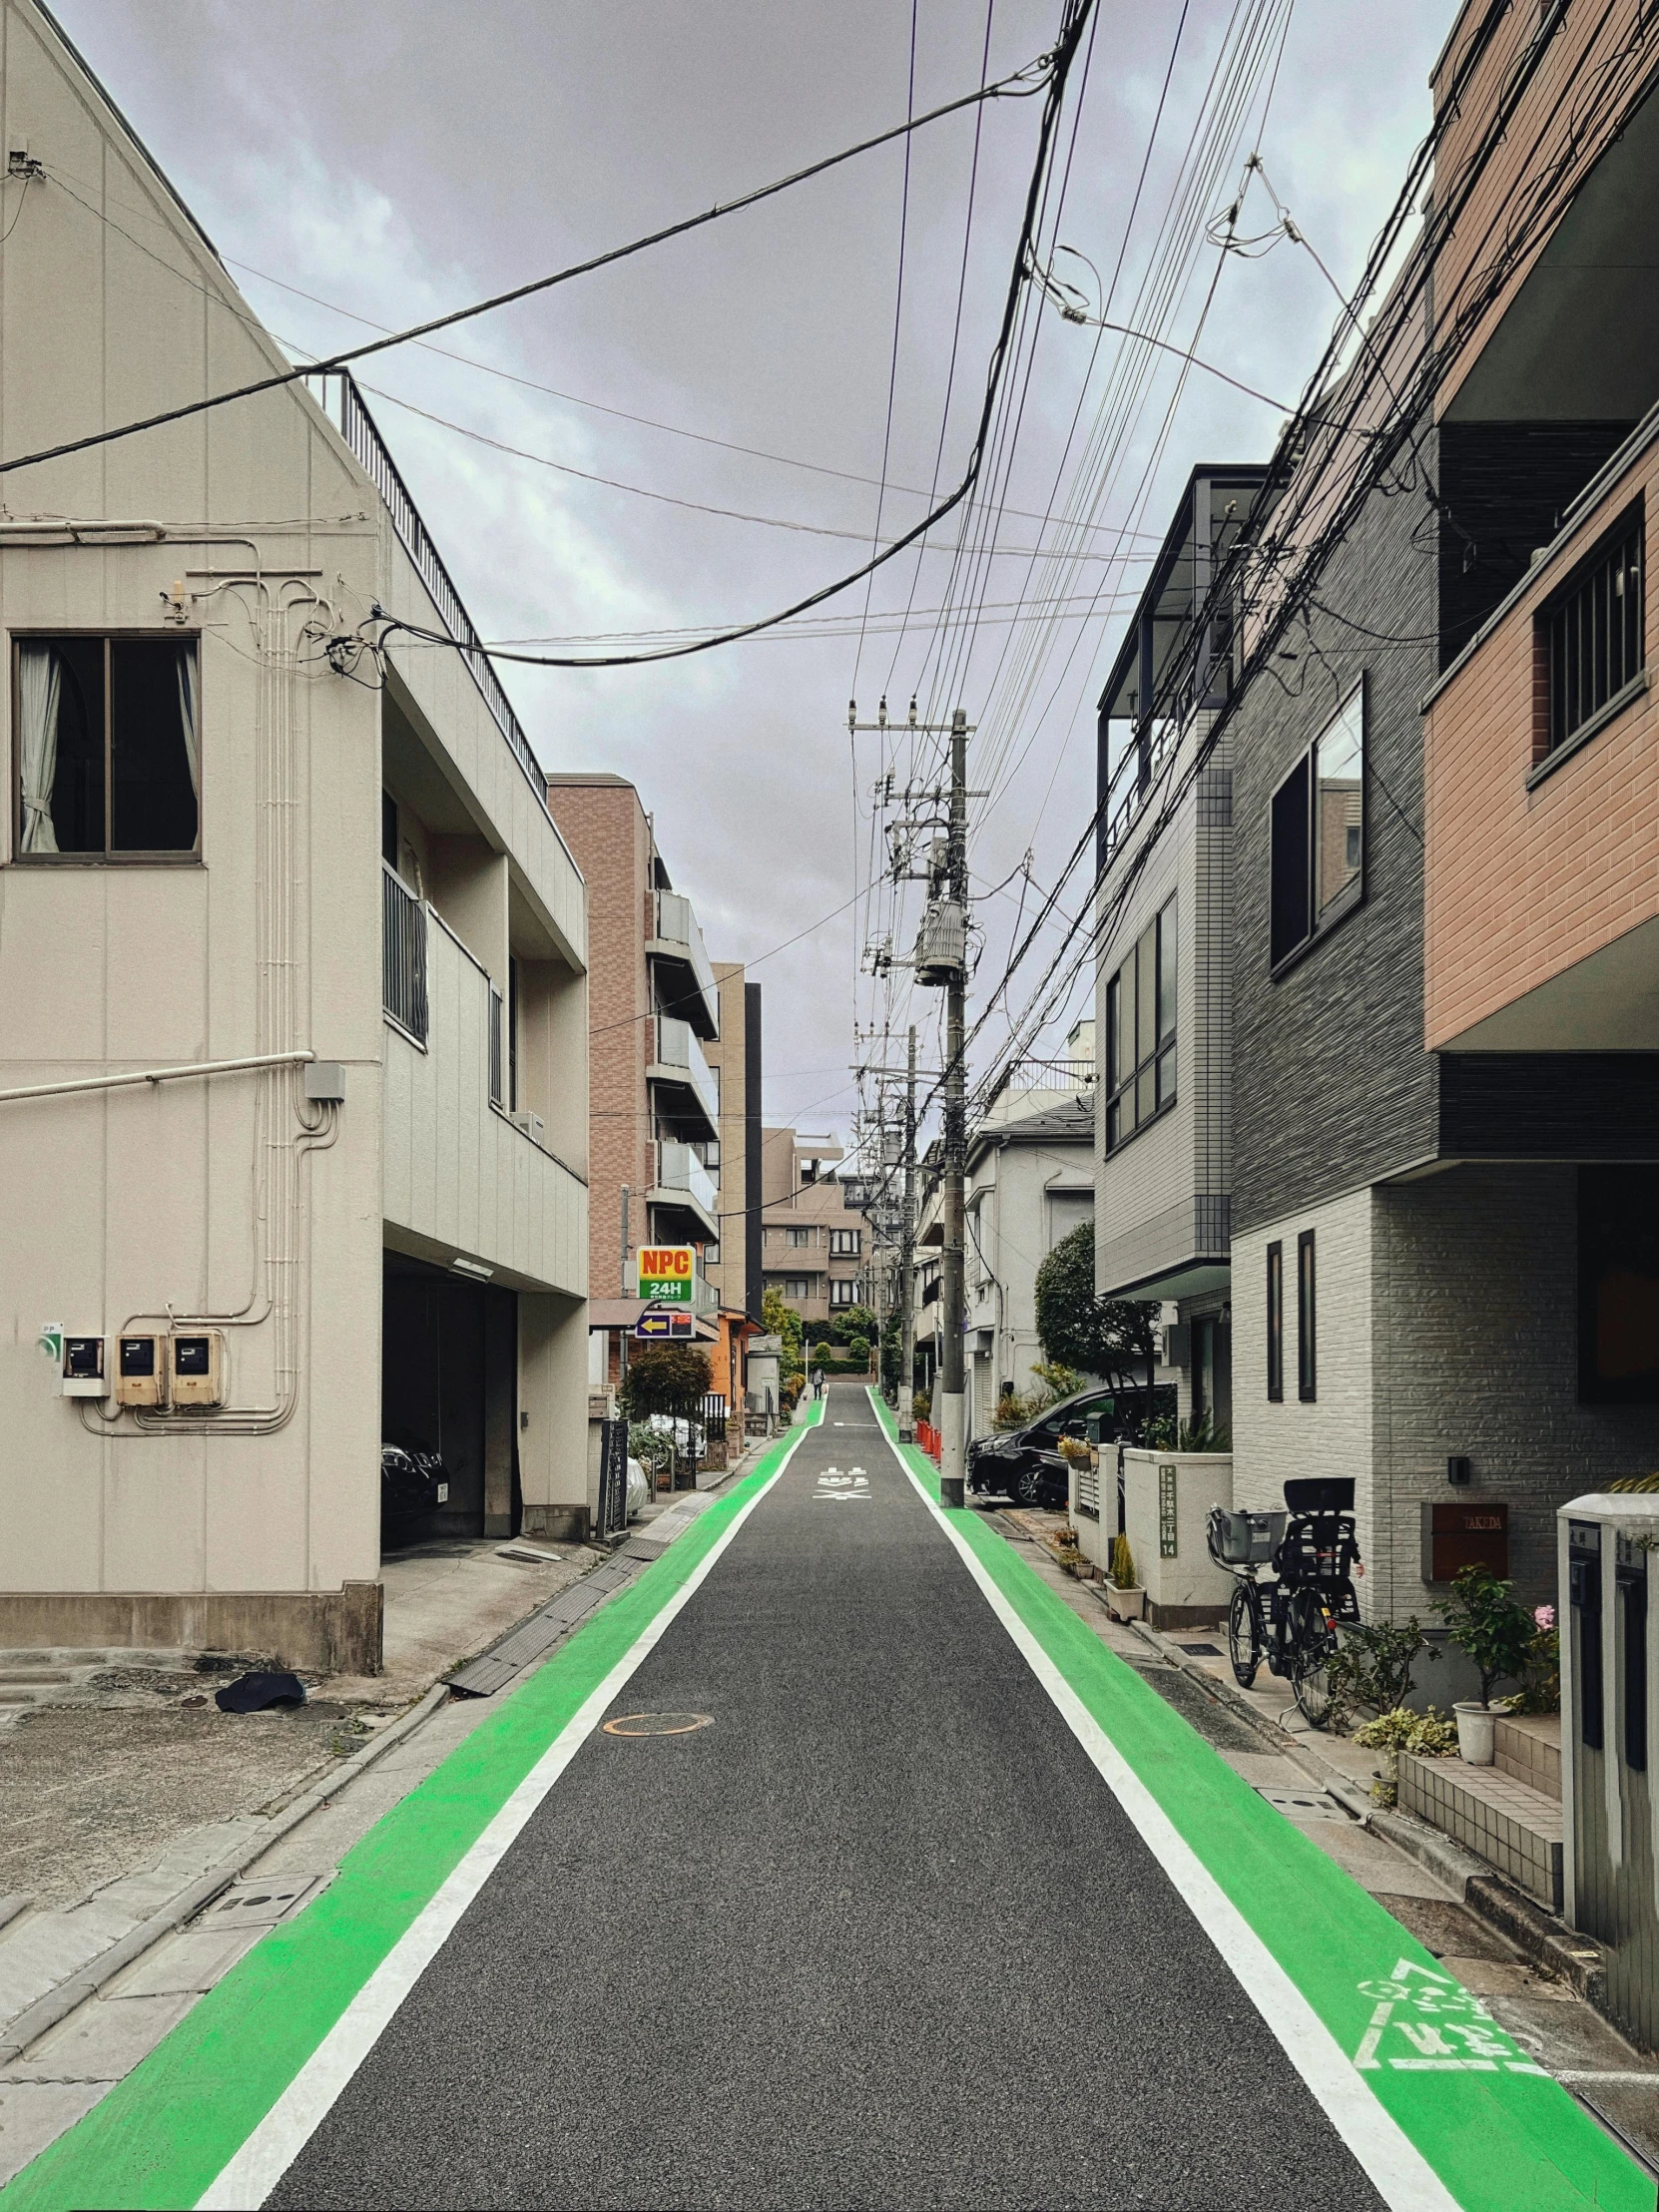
[60, 1336, 108, 1397]
[169, 1329, 226, 1406]
[1560, 1485, 1659, 2053]
[115, 1333, 167, 1407]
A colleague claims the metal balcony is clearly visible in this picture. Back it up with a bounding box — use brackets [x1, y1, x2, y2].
[649, 1014, 719, 1141]
[382, 861, 428, 1043]
[649, 889, 720, 1039]
[649, 1140, 721, 1245]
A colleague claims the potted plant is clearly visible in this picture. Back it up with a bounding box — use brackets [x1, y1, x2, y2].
[1105, 1531, 1145, 1621]
[1432, 1564, 1535, 1764]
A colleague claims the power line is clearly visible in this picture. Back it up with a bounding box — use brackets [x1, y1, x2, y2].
[371, 1, 1098, 673]
[0, 49, 1052, 483]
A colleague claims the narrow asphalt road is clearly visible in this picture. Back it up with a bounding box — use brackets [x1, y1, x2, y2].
[269, 1382, 1382, 2211]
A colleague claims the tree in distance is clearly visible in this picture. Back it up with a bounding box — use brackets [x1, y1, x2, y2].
[1034, 1220, 1159, 1422]
[619, 1342, 712, 1421]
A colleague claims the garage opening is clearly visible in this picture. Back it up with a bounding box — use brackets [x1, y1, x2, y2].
[381, 1250, 518, 1547]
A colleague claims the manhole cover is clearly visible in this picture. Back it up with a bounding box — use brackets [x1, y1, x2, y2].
[601, 1712, 714, 1737]
[1257, 1786, 1346, 1823]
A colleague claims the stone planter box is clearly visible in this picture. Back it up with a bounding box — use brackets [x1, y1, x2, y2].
[1122, 1449, 1234, 1630]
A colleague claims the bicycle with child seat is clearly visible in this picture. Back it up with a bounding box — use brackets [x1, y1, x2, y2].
[1205, 1478, 1364, 1730]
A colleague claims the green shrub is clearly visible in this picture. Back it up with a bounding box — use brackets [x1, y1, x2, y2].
[1355, 1705, 1460, 1805]
[1432, 1564, 1534, 1708]
[846, 1335, 870, 1365]
[1108, 1532, 1137, 1587]
[912, 1390, 931, 1423]
[1323, 1616, 1435, 1731]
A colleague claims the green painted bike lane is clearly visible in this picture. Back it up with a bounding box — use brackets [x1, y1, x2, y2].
[0, 1405, 825, 2212]
[867, 1388, 1648, 2212]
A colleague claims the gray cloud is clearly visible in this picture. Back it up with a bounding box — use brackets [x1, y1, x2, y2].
[51, 0, 1450, 1137]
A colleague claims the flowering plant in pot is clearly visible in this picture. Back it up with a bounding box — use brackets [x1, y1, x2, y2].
[1431, 1564, 1535, 1764]
[1105, 1532, 1144, 1621]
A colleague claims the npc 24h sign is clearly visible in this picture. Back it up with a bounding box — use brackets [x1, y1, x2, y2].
[637, 1246, 696, 1306]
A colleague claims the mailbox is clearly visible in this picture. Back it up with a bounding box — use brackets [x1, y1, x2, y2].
[1420, 1499, 1508, 1583]
[1561, 1491, 1659, 2052]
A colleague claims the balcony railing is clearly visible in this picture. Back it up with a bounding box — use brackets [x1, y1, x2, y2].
[305, 369, 556, 830]
[652, 1014, 720, 1128]
[382, 861, 428, 1042]
[654, 889, 719, 1012]
[656, 1140, 719, 1217]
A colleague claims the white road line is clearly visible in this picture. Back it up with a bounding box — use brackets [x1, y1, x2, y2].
[873, 1406, 1461, 2212]
[197, 1428, 811, 2211]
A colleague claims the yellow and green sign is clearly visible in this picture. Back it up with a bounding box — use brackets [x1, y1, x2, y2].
[637, 1244, 696, 1306]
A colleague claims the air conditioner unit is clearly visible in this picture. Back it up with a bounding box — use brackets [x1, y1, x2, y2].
[510, 1110, 546, 1146]
[914, 899, 966, 986]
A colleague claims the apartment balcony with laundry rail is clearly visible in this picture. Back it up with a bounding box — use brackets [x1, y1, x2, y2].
[649, 1012, 720, 1143]
[648, 1138, 721, 1247]
[381, 871, 586, 1299]
[648, 888, 720, 1040]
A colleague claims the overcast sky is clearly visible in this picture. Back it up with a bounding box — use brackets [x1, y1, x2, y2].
[54, 0, 1452, 1145]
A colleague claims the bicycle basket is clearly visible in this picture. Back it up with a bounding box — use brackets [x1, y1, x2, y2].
[1207, 1508, 1287, 1566]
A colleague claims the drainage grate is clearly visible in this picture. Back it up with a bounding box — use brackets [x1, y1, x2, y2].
[1179, 1642, 1223, 1657]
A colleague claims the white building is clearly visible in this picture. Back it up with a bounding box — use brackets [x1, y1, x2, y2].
[915, 1060, 1095, 1436]
[0, 0, 590, 1671]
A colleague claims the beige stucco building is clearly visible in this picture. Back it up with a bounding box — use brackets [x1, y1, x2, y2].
[0, 0, 590, 1670]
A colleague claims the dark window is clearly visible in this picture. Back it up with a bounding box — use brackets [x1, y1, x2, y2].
[382, 791, 399, 869]
[1104, 895, 1176, 1150]
[15, 636, 199, 859]
[1270, 682, 1365, 970]
[1578, 1167, 1659, 1402]
[1297, 1230, 1317, 1401]
[1622, 1556, 1648, 1774]
[1267, 1242, 1284, 1401]
[1540, 507, 1643, 761]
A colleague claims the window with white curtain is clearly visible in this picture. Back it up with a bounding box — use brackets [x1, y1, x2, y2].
[14, 635, 200, 858]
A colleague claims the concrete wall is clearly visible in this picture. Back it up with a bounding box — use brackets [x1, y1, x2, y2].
[0, 0, 589, 1646]
[1232, 1184, 1376, 1577]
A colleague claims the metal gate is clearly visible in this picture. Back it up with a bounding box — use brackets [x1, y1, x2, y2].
[595, 1416, 629, 1540]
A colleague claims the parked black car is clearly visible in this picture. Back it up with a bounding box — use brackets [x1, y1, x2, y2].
[380, 1442, 450, 1544]
[966, 1387, 1124, 1508]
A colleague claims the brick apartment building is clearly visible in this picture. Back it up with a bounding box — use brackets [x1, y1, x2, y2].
[545, 776, 760, 1405]
[760, 1130, 868, 1327]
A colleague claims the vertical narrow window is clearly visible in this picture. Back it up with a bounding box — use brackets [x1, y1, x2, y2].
[382, 791, 399, 869]
[1266, 1243, 1284, 1401]
[507, 956, 520, 1112]
[1103, 898, 1176, 1148]
[1156, 894, 1177, 1106]
[1297, 1229, 1317, 1402]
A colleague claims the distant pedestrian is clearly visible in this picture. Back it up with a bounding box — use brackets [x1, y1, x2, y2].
[812, 1367, 825, 1399]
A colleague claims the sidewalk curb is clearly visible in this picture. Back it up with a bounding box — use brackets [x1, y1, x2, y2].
[0, 1480, 740, 2069]
[0, 1682, 447, 2066]
[1123, 1611, 1609, 2002]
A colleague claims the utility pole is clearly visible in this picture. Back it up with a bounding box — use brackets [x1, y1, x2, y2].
[938, 709, 968, 1508]
[848, 695, 973, 1506]
[899, 1023, 916, 1441]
